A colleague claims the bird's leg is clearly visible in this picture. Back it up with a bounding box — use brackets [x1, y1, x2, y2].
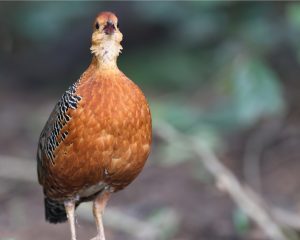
[64, 200, 77, 240]
[90, 191, 110, 240]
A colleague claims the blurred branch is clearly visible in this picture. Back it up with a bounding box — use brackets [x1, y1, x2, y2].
[154, 120, 294, 240]
[273, 207, 300, 230]
[0, 126, 300, 240]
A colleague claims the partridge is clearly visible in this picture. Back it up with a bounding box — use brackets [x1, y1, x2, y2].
[37, 11, 152, 240]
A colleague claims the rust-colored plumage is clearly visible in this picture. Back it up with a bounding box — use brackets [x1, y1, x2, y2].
[37, 11, 151, 240]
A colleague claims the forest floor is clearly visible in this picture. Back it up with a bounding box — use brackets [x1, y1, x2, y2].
[0, 91, 299, 240]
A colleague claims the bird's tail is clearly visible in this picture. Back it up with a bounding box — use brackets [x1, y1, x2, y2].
[44, 197, 68, 223]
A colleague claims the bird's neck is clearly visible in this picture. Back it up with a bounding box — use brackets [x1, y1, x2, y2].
[90, 40, 122, 70]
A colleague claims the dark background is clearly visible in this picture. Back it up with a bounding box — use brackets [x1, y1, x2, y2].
[1, 2, 300, 240]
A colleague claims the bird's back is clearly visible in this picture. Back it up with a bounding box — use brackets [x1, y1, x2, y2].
[38, 61, 152, 200]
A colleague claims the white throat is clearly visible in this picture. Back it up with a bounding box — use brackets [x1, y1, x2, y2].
[90, 39, 122, 69]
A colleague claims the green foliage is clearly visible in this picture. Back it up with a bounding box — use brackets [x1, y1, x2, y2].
[286, 3, 300, 30]
[286, 3, 300, 66]
[121, 47, 209, 92]
[0, 1, 291, 168]
[147, 208, 180, 240]
[152, 101, 221, 167]
[218, 57, 285, 128]
[12, 3, 93, 41]
[233, 208, 251, 235]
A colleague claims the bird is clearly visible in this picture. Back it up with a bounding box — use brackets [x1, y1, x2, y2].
[37, 11, 152, 240]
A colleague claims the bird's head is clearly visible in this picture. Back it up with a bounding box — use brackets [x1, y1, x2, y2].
[90, 12, 123, 68]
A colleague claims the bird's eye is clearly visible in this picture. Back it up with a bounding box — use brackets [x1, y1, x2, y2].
[95, 22, 100, 30]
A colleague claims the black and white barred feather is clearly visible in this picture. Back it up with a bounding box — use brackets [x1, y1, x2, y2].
[37, 78, 83, 223]
[43, 81, 82, 164]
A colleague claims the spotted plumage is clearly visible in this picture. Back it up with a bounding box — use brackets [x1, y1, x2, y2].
[37, 11, 152, 240]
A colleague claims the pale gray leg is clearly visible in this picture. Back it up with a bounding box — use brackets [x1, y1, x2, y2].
[90, 192, 110, 240]
[64, 200, 77, 240]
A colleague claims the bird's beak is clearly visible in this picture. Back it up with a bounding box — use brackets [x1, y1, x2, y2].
[104, 21, 115, 35]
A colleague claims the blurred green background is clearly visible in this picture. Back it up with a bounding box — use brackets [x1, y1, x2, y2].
[2, 1, 300, 240]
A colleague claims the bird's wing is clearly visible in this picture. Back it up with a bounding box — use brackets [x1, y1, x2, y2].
[37, 81, 82, 185]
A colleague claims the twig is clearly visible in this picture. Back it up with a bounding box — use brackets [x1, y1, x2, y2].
[154, 120, 291, 240]
[0, 140, 299, 239]
[272, 207, 300, 230]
